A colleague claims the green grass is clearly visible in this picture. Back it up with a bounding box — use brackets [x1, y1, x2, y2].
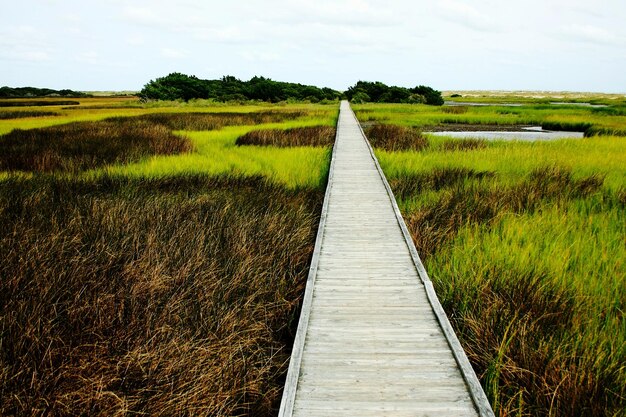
[354, 102, 626, 136]
[379, 135, 626, 193]
[101, 123, 332, 190]
[366, 101, 626, 416]
[442, 91, 626, 106]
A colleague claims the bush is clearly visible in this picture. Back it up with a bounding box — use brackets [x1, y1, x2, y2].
[350, 92, 371, 104]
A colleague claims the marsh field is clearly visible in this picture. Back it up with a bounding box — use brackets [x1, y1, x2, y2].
[356, 98, 626, 416]
[1, 94, 625, 416]
[0, 97, 337, 416]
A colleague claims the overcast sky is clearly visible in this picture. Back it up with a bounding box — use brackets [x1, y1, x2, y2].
[2, 0, 625, 92]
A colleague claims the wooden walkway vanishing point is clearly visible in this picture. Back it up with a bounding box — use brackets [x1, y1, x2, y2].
[279, 101, 495, 417]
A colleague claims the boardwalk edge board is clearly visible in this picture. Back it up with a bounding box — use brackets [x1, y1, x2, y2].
[278, 107, 342, 417]
[351, 104, 495, 417]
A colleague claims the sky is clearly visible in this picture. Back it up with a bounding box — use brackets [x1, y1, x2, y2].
[1, 0, 625, 93]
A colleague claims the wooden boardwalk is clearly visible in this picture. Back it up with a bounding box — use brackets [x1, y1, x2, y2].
[279, 101, 494, 417]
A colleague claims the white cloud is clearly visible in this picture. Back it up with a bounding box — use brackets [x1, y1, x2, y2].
[239, 50, 280, 62]
[19, 51, 52, 62]
[126, 35, 145, 46]
[436, 0, 501, 32]
[76, 51, 99, 65]
[61, 13, 82, 23]
[2, 0, 626, 92]
[558, 24, 625, 46]
[121, 6, 166, 26]
[161, 48, 187, 59]
[190, 26, 257, 44]
[269, 0, 395, 27]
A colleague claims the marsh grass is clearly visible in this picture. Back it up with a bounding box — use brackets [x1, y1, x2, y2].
[400, 166, 604, 259]
[354, 103, 626, 136]
[0, 101, 338, 415]
[106, 111, 306, 131]
[0, 100, 80, 107]
[0, 110, 59, 119]
[375, 127, 625, 416]
[387, 166, 624, 416]
[0, 121, 193, 172]
[441, 106, 469, 114]
[364, 124, 428, 151]
[0, 174, 323, 416]
[236, 126, 336, 147]
[440, 138, 487, 152]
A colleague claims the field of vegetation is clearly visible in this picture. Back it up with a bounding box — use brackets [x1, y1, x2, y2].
[3, 92, 624, 416]
[0, 97, 338, 416]
[354, 99, 625, 417]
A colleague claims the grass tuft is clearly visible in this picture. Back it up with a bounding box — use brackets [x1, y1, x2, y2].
[106, 111, 306, 131]
[0, 100, 80, 107]
[389, 167, 493, 200]
[0, 121, 193, 173]
[440, 138, 487, 152]
[441, 106, 469, 114]
[236, 126, 336, 147]
[364, 124, 428, 151]
[0, 110, 59, 119]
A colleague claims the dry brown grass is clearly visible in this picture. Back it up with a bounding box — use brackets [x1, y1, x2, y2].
[236, 126, 336, 147]
[0, 110, 59, 119]
[0, 100, 80, 107]
[0, 121, 193, 172]
[107, 111, 306, 131]
[364, 124, 428, 151]
[0, 174, 323, 416]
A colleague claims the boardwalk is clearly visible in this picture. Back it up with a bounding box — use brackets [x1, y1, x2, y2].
[279, 101, 494, 417]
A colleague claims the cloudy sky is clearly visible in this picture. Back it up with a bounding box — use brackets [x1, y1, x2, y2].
[2, 0, 625, 92]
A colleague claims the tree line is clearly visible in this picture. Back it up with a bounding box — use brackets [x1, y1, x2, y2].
[139, 73, 444, 105]
[1, 74, 445, 105]
[0, 86, 90, 98]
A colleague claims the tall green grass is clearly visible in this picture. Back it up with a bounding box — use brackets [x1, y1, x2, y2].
[101, 125, 331, 189]
[373, 123, 625, 415]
